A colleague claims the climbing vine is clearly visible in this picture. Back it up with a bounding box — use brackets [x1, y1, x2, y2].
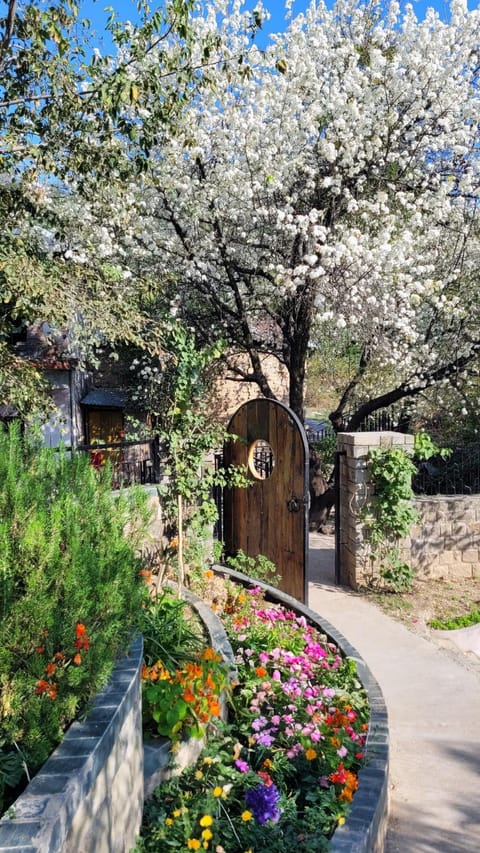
[363, 434, 450, 591]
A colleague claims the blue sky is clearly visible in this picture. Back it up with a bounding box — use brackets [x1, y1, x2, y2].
[80, 0, 479, 53]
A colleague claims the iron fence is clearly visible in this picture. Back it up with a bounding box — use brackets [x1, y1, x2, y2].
[412, 445, 480, 496]
[76, 437, 162, 488]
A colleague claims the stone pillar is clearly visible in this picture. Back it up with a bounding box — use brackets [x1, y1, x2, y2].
[337, 432, 415, 589]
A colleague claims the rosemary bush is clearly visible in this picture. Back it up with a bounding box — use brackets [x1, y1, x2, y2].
[0, 424, 151, 812]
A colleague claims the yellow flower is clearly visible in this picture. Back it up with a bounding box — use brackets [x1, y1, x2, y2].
[213, 786, 223, 797]
[188, 840, 201, 850]
[203, 757, 215, 765]
[305, 748, 317, 761]
[241, 810, 253, 822]
[337, 816, 346, 826]
[165, 818, 173, 826]
[195, 770, 204, 780]
[199, 815, 213, 827]
[201, 829, 213, 840]
[173, 809, 181, 818]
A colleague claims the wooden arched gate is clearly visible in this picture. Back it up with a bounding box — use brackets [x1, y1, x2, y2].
[222, 398, 309, 603]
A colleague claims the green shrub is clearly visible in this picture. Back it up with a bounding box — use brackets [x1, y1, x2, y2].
[0, 424, 151, 811]
[225, 550, 281, 585]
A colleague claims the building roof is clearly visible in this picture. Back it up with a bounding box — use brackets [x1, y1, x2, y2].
[80, 389, 127, 409]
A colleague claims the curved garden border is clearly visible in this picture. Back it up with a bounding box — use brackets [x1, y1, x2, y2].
[143, 586, 237, 799]
[212, 565, 389, 853]
[0, 635, 144, 853]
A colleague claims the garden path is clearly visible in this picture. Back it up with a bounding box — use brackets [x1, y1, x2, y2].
[308, 532, 480, 853]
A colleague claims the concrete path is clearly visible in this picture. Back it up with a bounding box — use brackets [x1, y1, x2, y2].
[308, 532, 480, 853]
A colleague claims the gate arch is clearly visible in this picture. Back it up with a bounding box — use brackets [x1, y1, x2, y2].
[223, 398, 309, 603]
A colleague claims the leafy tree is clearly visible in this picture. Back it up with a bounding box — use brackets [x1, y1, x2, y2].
[0, 0, 241, 416]
[117, 0, 480, 427]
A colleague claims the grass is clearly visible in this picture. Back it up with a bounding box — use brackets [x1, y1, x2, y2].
[429, 608, 480, 630]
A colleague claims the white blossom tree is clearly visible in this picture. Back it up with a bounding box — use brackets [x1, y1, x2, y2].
[121, 0, 480, 426]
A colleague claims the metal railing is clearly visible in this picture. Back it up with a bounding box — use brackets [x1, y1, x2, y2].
[76, 437, 162, 488]
[412, 445, 480, 496]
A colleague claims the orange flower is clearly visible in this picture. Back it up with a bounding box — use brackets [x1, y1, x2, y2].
[183, 687, 196, 703]
[35, 679, 49, 695]
[139, 569, 152, 584]
[48, 684, 57, 700]
[75, 623, 87, 638]
[204, 570, 214, 579]
[339, 786, 353, 802]
[208, 699, 221, 717]
[305, 748, 317, 761]
[54, 651, 65, 661]
[45, 663, 56, 676]
[73, 653, 82, 666]
[202, 647, 220, 662]
[255, 666, 267, 678]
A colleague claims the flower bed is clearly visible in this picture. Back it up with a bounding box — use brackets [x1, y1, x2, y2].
[136, 572, 389, 852]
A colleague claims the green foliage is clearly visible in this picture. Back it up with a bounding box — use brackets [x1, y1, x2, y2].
[413, 432, 451, 461]
[0, 423, 151, 811]
[139, 591, 203, 670]
[363, 434, 451, 591]
[309, 433, 336, 477]
[363, 443, 418, 591]
[151, 323, 248, 591]
[429, 608, 480, 630]
[225, 550, 281, 585]
[142, 647, 230, 742]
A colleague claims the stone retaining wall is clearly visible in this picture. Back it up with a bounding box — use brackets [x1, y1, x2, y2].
[337, 432, 480, 587]
[405, 494, 480, 579]
[0, 637, 144, 853]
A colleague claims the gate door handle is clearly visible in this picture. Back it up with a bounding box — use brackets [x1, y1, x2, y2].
[287, 497, 300, 513]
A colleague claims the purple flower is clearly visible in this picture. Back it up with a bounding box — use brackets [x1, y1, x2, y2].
[245, 783, 282, 824]
[235, 759, 250, 773]
[254, 732, 275, 747]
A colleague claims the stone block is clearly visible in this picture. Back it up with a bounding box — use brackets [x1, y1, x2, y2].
[461, 549, 478, 563]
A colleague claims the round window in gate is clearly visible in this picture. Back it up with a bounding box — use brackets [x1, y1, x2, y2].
[247, 439, 276, 480]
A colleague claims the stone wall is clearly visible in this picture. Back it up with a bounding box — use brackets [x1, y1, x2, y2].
[406, 495, 480, 579]
[337, 432, 480, 587]
[0, 637, 144, 853]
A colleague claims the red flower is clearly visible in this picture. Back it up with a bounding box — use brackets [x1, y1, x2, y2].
[35, 646, 45, 654]
[45, 663, 56, 676]
[74, 623, 90, 650]
[329, 763, 347, 785]
[257, 771, 273, 787]
[35, 679, 49, 695]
